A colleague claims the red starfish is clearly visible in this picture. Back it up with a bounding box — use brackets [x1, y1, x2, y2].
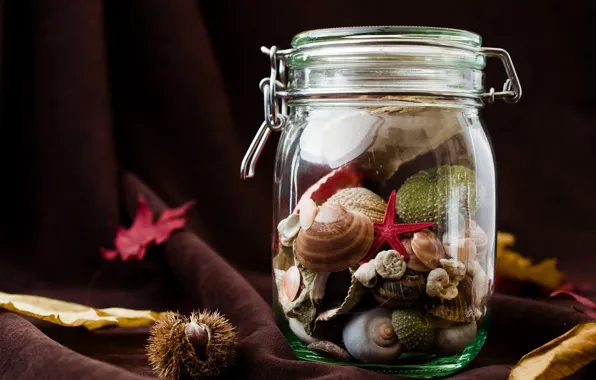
[359, 190, 434, 264]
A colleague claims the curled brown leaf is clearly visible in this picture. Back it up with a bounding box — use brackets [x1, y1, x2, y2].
[509, 321, 596, 380]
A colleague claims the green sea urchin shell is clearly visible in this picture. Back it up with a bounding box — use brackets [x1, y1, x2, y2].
[391, 309, 435, 353]
[395, 165, 479, 224]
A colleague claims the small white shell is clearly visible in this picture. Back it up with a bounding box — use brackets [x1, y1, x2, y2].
[374, 250, 407, 280]
[354, 261, 378, 288]
[299, 198, 319, 230]
[443, 237, 477, 265]
[289, 318, 319, 345]
[466, 260, 483, 278]
[278, 214, 301, 247]
[310, 272, 330, 304]
[426, 268, 458, 301]
[440, 258, 466, 282]
[435, 321, 477, 354]
[472, 266, 489, 308]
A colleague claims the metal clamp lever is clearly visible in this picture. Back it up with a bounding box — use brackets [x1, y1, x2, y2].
[480, 47, 522, 103]
[240, 46, 287, 179]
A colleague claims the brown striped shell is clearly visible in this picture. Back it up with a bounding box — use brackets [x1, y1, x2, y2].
[373, 271, 426, 308]
[326, 187, 387, 223]
[295, 202, 374, 272]
[426, 292, 474, 323]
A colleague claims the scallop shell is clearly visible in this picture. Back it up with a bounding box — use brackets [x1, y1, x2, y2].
[373, 271, 426, 308]
[411, 229, 445, 270]
[342, 308, 404, 363]
[426, 292, 475, 323]
[443, 237, 477, 265]
[295, 202, 374, 272]
[404, 238, 431, 272]
[327, 187, 387, 223]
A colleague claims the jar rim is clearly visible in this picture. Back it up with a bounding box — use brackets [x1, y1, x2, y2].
[291, 26, 482, 49]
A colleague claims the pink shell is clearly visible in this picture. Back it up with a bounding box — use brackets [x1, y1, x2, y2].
[283, 266, 301, 302]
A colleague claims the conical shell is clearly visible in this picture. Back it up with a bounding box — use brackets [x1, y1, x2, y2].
[411, 229, 445, 270]
[295, 202, 374, 272]
[327, 187, 387, 223]
[426, 292, 474, 323]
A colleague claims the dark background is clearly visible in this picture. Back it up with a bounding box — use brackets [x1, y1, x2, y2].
[0, 1, 594, 379]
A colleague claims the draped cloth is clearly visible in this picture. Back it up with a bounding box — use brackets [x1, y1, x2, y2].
[0, 1, 594, 379]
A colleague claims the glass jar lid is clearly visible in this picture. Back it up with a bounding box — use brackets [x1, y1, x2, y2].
[291, 26, 482, 48]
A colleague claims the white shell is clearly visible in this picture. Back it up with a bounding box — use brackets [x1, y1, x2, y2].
[440, 258, 466, 282]
[435, 321, 477, 354]
[466, 260, 483, 278]
[289, 318, 319, 345]
[374, 250, 407, 280]
[298, 198, 319, 230]
[299, 109, 380, 168]
[472, 266, 489, 308]
[342, 308, 404, 363]
[354, 261, 378, 288]
[310, 272, 330, 303]
[426, 268, 459, 301]
[278, 214, 301, 247]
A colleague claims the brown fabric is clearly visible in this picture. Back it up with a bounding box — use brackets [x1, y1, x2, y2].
[0, 1, 594, 379]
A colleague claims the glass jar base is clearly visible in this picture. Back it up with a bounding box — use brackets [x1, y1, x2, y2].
[284, 328, 487, 378]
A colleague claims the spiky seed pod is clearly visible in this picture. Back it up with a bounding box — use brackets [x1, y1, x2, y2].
[147, 310, 237, 380]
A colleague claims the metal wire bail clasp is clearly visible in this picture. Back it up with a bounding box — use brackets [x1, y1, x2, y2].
[240, 46, 288, 179]
[480, 47, 522, 104]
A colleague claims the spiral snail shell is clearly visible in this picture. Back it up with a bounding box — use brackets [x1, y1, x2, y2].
[342, 308, 404, 363]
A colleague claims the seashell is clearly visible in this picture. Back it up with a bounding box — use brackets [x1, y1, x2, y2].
[440, 258, 466, 282]
[472, 266, 489, 309]
[289, 318, 319, 345]
[373, 271, 426, 308]
[391, 309, 435, 353]
[275, 268, 317, 334]
[426, 292, 475, 323]
[277, 214, 301, 247]
[395, 165, 479, 224]
[295, 202, 374, 272]
[298, 198, 319, 230]
[282, 266, 301, 302]
[411, 229, 445, 270]
[404, 238, 432, 272]
[435, 321, 477, 354]
[426, 268, 458, 301]
[316, 268, 365, 323]
[342, 308, 404, 363]
[354, 261, 377, 288]
[466, 260, 483, 278]
[457, 275, 474, 302]
[468, 221, 489, 258]
[310, 272, 330, 304]
[307, 341, 352, 362]
[374, 250, 407, 280]
[326, 187, 387, 223]
[443, 237, 477, 265]
[427, 314, 455, 329]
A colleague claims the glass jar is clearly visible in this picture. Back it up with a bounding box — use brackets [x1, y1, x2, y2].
[241, 26, 521, 377]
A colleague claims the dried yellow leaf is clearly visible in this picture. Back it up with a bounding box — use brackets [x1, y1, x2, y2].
[496, 232, 564, 290]
[0, 292, 168, 330]
[509, 321, 596, 380]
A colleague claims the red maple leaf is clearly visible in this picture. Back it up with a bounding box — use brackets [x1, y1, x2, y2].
[101, 195, 195, 261]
